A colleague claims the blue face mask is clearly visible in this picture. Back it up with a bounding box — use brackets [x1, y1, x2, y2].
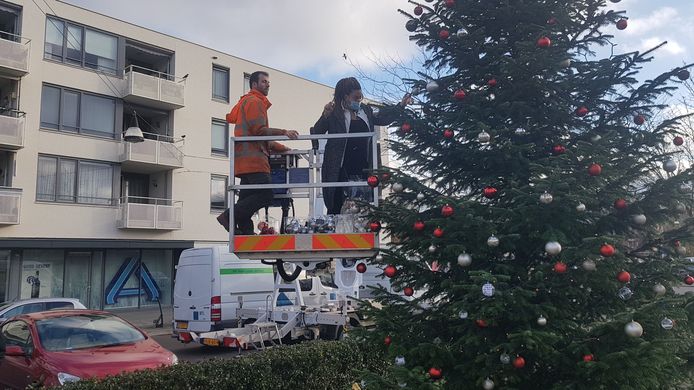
[349, 101, 361, 112]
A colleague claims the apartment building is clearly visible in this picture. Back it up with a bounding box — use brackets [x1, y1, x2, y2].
[0, 0, 389, 311]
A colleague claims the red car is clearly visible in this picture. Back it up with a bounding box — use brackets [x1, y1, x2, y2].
[0, 310, 177, 389]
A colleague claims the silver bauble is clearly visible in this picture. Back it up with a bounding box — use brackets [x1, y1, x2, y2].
[514, 127, 527, 135]
[676, 245, 687, 256]
[661, 317, 674, 330]
[625, 321, 643, 337]
[426, 81, 440, 93]
[653, 283, 666, 296]
[539, 192, 553, 204]
[395, 356, 406, 366]
[618, 286, 633, 300]
[478, 130, 491, 143]
[483, 379, 495, 390]
[456, 28, 468, 38]
[537, 315, 547, 326]
[392, 182, 404, 192]
[428, 245, 437, 253]
[416, 192, 425, 201]
[663, 159, 677, 172]
[559, 58, 572, 68]
[582, 260, 597, 271]
[499, 353, 511, 364]
[457, 253, 472, 267]
[609, 0, 621, 3]
[487, 235, 500, 247]
[631, 214, 647, 225]
[576, 203, 586, 212]
[375, 254, 383, 262]
[482, 282, 495, 297]
[458, 310, 469, 319]
[545, 241, 562, 255]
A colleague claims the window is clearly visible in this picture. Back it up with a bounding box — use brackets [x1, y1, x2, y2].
[44, 17, 118, 74]
[243, 73, 251, 95]
[40, 84, 116, 138]
[210, 175, 228, 210]
[37, 155, 114, 206]
[211, 119, 228, 156]
[212, 65, 229, 101]
[1, 320, 32, 348]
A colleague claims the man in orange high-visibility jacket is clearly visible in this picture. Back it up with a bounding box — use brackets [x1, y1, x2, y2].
[217, 71, 299, 234]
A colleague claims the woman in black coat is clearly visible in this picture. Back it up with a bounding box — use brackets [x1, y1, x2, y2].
[311, 77, 409, 214]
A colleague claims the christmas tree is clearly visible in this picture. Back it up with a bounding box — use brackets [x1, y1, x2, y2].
[359, 0, 694, 388]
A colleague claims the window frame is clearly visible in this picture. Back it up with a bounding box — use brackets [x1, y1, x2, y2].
[210, 174, 228, 212]
[36, 155, 116, 206]
[243, 72, 251, 95]
[44, 16, 119, 75]
[212, 65, 230, 102]
[40, 83, 117, 139]
[211, 118, 229, 156]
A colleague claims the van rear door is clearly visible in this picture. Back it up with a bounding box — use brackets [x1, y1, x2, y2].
[173, 251, 213, 333]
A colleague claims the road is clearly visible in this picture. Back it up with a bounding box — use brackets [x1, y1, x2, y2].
[153, 334, 255, 363]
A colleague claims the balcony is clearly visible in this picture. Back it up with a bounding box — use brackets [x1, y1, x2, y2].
[120, 133, 184, 173]
[0, 187, 21, 225]
[0, 109, 25, 149]
[0, 35, 30, 77]
[122, 65, 184, 110]
[117, 196, 182, 230]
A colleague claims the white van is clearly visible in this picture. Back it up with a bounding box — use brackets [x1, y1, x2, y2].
[173, 246, 275, 334]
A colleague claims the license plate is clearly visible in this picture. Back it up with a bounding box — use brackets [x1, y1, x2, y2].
[202, 338, 220, 347]
[176, 321, 188, 329]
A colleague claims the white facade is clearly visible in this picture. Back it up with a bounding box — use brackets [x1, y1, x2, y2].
[0, 0, 387, 309]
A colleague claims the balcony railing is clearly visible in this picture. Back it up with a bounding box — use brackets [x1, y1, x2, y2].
[0, 33, 30, 77]
[117, 196, 182, 230]
[120, 132, 184, 173]
[0, 109, 25, 149]
[122, 65, 184, 110]
[0, 187, 21, 225]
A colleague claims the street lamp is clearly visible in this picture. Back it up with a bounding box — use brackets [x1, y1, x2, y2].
[123, 110, 145, 143]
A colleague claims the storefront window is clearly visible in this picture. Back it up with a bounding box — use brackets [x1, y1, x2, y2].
[104, 249, 140, 309]
[140, 250, 172, 307]
[21, 250, 64, 299]
[0, 250, 9, 302]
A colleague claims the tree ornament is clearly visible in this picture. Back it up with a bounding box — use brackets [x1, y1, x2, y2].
[618, 286, 633, 300]
[483, 186, 498, 198]
[403, 286, 414, 296]
[552, 144, 566, 155]
[428, 367, 442, 380]
[600, 244, 615, 257]
[487, 78, 498, 87]
[583, 354, 595, 362]
[433, 227, 444, 238]
[631, 214, 647, 225]
[582, 260, 597, 271]
[559, 58, 572, 68]
[588, 163, 602, 176]
[428, 245, 437, 253]
[369, 221, 381, 232]
[444, 0, 455, 7]
[536, 36, 551, 47]
[405, 19, 418, 32]
[367, 175, 379, 188]
[413, 220, 425, 232]
[537, 315, 547, 326]
[661, 318, 674, 330]
[625, 321, 643, 337]
[539, 192, 553, 204]
[384, 265, 397, 278]
[674, 136, 684, 146]
[384, 335, 392, 346]
[395, 356, 406, 366]
[438, 29, 450, 40]
[614, 198, 627, 210]
[653, 283, 666, 295]
[513, 356, 526, 369]
[443, 128, 454, 139]
[454, 89, 467, 100]
[553, 261, 568, 273]
[514, 127, 527, 135]
[616, 19, 628, 30]
[456, 28, 468, 38]
[547, 17, 558, 25]
[590, 134, 602, 142]
[356, 263, 367, 273]
[458, 310, 468, 319]
[477, 130, 491, 143]
[576, 203, 586, 212]
[500, 353, 511, 364]
[391, 182, 404, 192]
[413, 5, 423, 15]
[400, 123, 412, 133]
[609, 0, 622, 2]
[441, 204, 454, 217]
[684, 275, 694, 285]
[677, 69, 690, 80]
[426, 81, 440, 92]
[482, 282, 495, 297]
[633, 114, 645, 125]
[545, 241, 562, 255]
[457, 253, 472, 267]
[663, 159, 677, 173]
[487, 235, 500, 247]
[575, 106, 589, 117]
[375, 254, 383, 262]
[475, 319, 488, 328]
[617, 271, 631, 283]
[417, 192, 425, 201]
[483, 378, 495, 390]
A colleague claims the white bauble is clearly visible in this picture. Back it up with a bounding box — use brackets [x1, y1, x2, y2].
[663, 159, 677, 172]
[559, 58, 572, 68]
[576, 203, 586, 212]
[416, 192, 425, 201]
[545, 241, 562, 255]
[582, 260, 597, 271]
[540, 192, 553, 204]
[391, 183, 404, 192]
[456, 28, 468, 38]
[487, 235, 500, 247]
[499, 353, 511, 364]
[482, 282, 495, 297]
[395, 356, 406, 366]
[631, 214, 646, 225]
[478, 131, 491, 143]
[426, 81, 440, 92]
[483, 379, 495, 390]
[676, 246, 687, 256]
[653, 283, 666, 296]
[457, 253, 472, 267]
[537, 315, 547, 326]
[625, 321, 643, 337]
[428, 245, 437, 253]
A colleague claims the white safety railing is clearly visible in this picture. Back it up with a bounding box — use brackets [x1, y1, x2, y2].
[0, 187, 22, 224]
[117, 196, 182, 230]
[0, 33, 30, 75]
[123, 65, 184, 108]
[121, 131, 184, 167]
[0, 109, 25, 148]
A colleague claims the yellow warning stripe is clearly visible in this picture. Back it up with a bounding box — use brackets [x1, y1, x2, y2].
[313, 233, 374, 250]
[235, 235, 295, 251]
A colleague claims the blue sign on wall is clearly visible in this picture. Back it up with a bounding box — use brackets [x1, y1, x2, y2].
[105, 256, 161, 305]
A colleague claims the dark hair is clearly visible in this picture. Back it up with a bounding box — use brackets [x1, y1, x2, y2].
[249, 71, 269, 90]
[333, 77, 362, 116]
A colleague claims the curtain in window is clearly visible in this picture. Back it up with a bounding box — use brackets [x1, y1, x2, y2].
[210, 176, 227, 209]
[211, 121, 227, 153]
[61, 90, 79, 131]
[37, 157, 57, 201]
[57, 159, 76, 202]
[212, 67, 229, 101]
[66, 24, 82, 65]
[44, 18, 64, 60]
[40, 86, 60, 129]
[77, 161, 113, 205]
[81, 94, 115, 136]
[85, 29, 117, 72]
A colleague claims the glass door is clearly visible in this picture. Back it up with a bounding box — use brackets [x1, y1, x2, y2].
[64, 252, 92, 307]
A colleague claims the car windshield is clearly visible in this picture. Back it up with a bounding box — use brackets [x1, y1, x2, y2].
[36, 314, 146, 351]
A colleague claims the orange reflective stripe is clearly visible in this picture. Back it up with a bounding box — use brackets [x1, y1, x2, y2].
[312, 234, 375, 250]
[234, 235, 296, 251]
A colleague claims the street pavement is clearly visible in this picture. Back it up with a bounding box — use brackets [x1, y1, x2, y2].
[152, 334, 254, 363]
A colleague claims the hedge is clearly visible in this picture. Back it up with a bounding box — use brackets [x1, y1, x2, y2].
[58, 340, 386, 390]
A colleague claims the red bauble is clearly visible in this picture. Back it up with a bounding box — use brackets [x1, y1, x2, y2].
[616, 19, 628, 30]
[583, 354, 595, 362]
[356, 263, 367, 273]
[674, 136, 685, 146]
[439, 29, 450, 40]
[588, 163, 602, 176]
[445, 0, 455, 7]
[553, 261, 567, 273]
[487, 78, 498, 87]
[634, 115, 645, 125]
[614, 198, 627, 210]
[429, 367, 442, 379]
[384, 335, 392, 346]
[454, 89, 467, 100]
[483, 186, 498, 198]
[552, 144, 566, 155]
[413, 221, 425, 232]
[414, 5, 423, 15]
[441, 204, 454, 217]
[677, 69, 691, 81]
[367, 175, 379, 188]
[537, 36, 551, 48]
[369, 221, 381, 232]
[475, 319, 488, 328]
[443, 129, 454, 139]
[600, 244, 616, 257]
[617, 271, 631, 283]
[433, 227, 444, 238]
[403, 287, 414, 296]
[384, 265, 397, 278]
[512, 356, 526, 369]
[685, 275, 694, 285]
[401, 123, 412, 133]
[547, 17, 558, 25]
[575, 106, 589, 117]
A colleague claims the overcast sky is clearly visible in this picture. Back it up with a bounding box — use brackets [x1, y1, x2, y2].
[63, 0, 692, 94]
